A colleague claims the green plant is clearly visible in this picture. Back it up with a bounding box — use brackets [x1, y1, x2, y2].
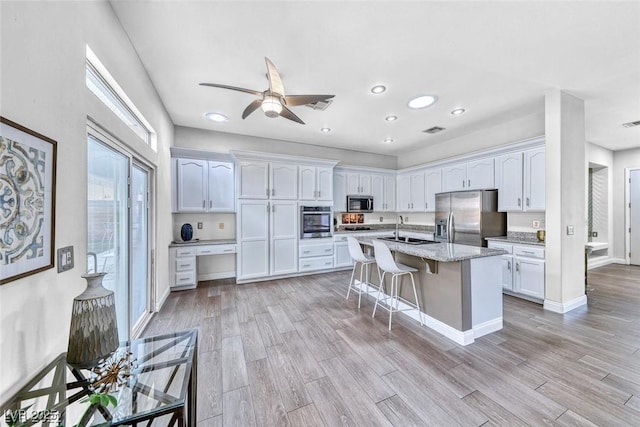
[73, 393, 118, 427]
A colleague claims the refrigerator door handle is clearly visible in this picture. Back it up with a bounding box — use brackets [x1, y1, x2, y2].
[448, 212, 454, 243]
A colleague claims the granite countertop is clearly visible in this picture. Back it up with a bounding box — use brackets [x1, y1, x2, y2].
[335, 225, 435, 235]
[485, 232, 545, 247]
[169, 239, 236, 247]
[356, 237, 506, 262]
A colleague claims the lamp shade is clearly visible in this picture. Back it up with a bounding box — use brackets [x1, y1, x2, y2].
[67, 272, 119, 368]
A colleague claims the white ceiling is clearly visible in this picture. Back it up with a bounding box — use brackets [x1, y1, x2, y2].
[110, 1, 640, 155]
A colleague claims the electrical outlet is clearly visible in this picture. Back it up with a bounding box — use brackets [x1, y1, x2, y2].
[532, 220, 540, 229]
[57, 246, 74, 273]
[567, 225, 574, 235]
[379, 216, 383, 222]
[197, 222, 203, 229]
[592, 231, 598, 237]
[218, 222, 224, 230]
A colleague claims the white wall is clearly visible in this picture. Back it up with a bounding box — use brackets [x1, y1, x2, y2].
[586, 143, 614, 250]
[175, 126, 398, 169]
[613, 148, 640, 261]
[0, 1, 174, 397]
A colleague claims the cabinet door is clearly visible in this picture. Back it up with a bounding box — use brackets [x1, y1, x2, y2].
[467, 158, 494, 190]
[359, 174, 372, 195]
[383, 175, 396, 212]
[298, 166, 317, 200]
[524, 148, 545, 211]
[238, 200, 269, 279]
[317, 167, 333, 201]
[333, 172, 347, 212]
[238, 161, 269, 199]
[501, 255, 514, 291]
[442, 163, 467, 192]
[424, 168, 442, 212]
[515, 257, 545, 299]
[208, 161, 235, 211]
[371, 175, 384, 211]
[410, 172, 425, 211]
[270, 162, 298, 199]
[346, 173, 360, 194]
[397, 174, 411, 211]
[270, 201, 298, 275]
[495, 152, 523, 211]
[177, 158, 207, 211]
[334, 242, 353, 267]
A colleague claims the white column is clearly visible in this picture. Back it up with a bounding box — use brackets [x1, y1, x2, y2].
[544, 90, 587, 313]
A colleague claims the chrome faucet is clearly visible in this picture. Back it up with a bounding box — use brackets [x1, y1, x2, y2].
[395, 215, 404, 240]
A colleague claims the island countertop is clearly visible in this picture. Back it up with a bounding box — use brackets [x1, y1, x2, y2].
[356, 237, 506, 262]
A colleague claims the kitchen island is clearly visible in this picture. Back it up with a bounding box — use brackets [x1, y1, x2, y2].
[356, 237, 506, 345]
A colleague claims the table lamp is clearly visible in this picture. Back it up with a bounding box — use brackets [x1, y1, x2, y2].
[67, 272, 119, 368]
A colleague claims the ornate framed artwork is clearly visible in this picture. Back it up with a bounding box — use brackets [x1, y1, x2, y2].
[1, 117, 57, 284]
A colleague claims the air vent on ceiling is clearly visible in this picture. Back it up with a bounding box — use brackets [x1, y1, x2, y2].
[622, 120, 640, 128]
[423, 126, 446, 134]
[305, 99, 333, 111]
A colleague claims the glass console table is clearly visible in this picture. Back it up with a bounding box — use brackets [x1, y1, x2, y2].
[2, 329, 197, 426]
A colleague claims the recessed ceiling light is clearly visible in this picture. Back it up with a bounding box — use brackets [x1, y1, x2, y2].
[383, 138, 394, 144]
[408, 95, 438, 109]
[385, 115, 398, 122]
[371, 85, 386, 94]
[320, 127, 331, 133]
[205, 112, 228, 123]
[450, 108, 466, 116]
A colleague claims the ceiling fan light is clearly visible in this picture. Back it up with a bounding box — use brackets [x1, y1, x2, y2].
[261, 95, 283, 117]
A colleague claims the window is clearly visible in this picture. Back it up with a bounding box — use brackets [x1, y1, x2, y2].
[85, 46, 155, 149]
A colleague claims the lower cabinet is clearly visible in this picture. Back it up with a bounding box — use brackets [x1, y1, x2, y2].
[299, 240, 334, 272]
[333, 235, 353, 268]
[170, 247, 197, 290]
[488, 241, 545, 301]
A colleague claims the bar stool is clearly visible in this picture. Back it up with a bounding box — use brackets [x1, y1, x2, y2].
[346, 236, 379, 308]
[372, 239, 424, 330]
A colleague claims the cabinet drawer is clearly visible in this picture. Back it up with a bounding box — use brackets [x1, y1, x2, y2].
[299, 256, 334, 271]
[196, 244, 236, 256]
[514, 245, 545, 259]
[175, 257, 196, 272]
[299, 243, 334, 258]
[175, 247, 196, 257]
[174, 271, 196, 287]
[487, 242, 513, 253]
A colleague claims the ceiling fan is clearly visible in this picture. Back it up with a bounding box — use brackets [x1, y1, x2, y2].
[200, 57, 334, 125]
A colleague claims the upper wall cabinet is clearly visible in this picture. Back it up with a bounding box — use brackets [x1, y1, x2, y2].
[495, 147, 545, 212]
[270, 162, 298, 200]
[334, 167, 395, 212]
[397, 171, 425, 212]
[442, 158, 494, 192]
[424, 168, 442, 212]
[333, 171, 348, 211]
[174, 156, 235, 212]
[299, 166, 333, 201]
[346, 173, 372, 195]
[238, 160, 298, 200]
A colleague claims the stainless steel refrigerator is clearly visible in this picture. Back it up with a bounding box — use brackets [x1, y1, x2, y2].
[434, 190, 506, 247]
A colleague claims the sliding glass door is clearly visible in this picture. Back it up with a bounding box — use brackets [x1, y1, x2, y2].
[87, 133, 152, 340]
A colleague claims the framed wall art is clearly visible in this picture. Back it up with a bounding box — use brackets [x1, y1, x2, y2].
[1, 117, 57, 284]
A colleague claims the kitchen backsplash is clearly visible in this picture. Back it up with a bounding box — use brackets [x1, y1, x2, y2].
[173, 212, 236, 241]
[507, 211, 545, 232]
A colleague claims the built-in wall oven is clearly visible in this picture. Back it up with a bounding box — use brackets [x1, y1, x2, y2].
[300, 206, 333, 238]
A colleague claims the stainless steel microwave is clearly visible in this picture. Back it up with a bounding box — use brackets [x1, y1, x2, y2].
[347, 195, 374, 213]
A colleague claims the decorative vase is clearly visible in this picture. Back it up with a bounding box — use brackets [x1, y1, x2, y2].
[67, 272, 119, 368]
[181, 223, 193, 241]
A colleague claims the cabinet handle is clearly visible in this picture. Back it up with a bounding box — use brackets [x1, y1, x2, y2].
[325, 248, 332, 252]
[507, 260, 511, 271]
[425, 202, 428, 209]
[318, 190, 321, 198]
[526, 197, 530, 207]
[178, 277, 190, 282]
[408, 203, 410, 209]
[462, 180, 465, 188]
[272, 188, 275, 196]
[223, 249, 233, 252]
[303, 250, 310, 254]
[518, 198, 521, 207]
[180, 264, 190, 267]
[303, 264, 311, 268]
[522, 250, 535, 255]
[272, 204, 275, 212]
[203, 200, 205, 208]
[209, 200, 212, 209]
[468, 179, 471, 187]
[516, 262, 520, 273]
[266, 188, 269, 196]
[325, 261, 332, 265]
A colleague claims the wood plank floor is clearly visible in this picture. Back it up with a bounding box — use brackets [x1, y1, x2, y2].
[144, 264, 640, 426]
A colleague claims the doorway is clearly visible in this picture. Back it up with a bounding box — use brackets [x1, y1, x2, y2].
[87, 130, 154, 340]
[630, 168, 640, 266]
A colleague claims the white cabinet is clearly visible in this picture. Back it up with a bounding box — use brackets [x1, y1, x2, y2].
[333, 235, 353, 268]
[397, 172, 425, 212]
[346, 173, 372, 195]
[488, 241, 545, 300]
[495, 147, 545, 212]
[170, 246, 197, 289]
[442, 158, 494, 192]
[175, 158, 235, 212]
[300, 166, 333, 201]
[424, 168, 442, 212]
[299, 240, 334, 271]
[237, 200, 270, 280]
[372, 174, 395, 212]
[239, 161, 298, 200]
[270, 201, 298, 275]
[333, 171, 348, 212]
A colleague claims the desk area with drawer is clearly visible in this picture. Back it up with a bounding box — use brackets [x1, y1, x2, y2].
[169, 239, 236, 290]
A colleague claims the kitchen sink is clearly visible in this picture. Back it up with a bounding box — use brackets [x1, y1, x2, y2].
[377, 236, 438, 245]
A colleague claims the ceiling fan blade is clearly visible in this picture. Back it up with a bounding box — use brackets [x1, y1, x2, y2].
[279, 105, 305, 125]
[242, 99, 263, 119]
[199, 83, 262, 96]
[265, 57, 285, 96]
[283, 94, 335, 107]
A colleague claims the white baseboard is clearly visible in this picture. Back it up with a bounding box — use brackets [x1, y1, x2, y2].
[543, 294, 587, 313]
[610, 258, 627, 265]
[236, 267, 351, 284]
[587, 257, 615, 270]
[156, 286, 170, 311]
[473, 317, 504, 339]
[199, 271, 236, 281]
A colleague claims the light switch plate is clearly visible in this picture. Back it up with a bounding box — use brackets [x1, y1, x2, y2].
[57, 246, 74, 273]
[197, 222, 203, 229]
[532, 220, 540, 229]
[567, 225, 574, 235]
